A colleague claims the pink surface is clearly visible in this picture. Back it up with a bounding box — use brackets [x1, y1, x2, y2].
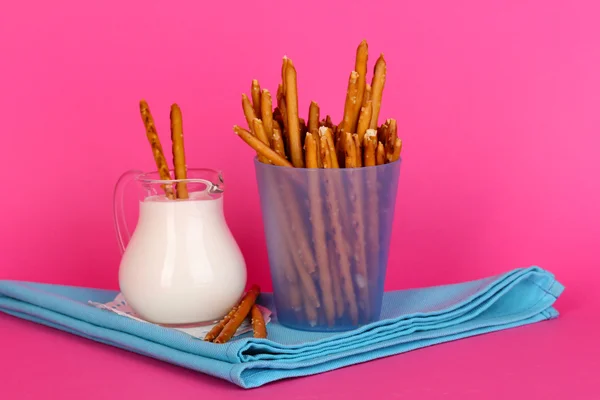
[0, 0, 598, 398]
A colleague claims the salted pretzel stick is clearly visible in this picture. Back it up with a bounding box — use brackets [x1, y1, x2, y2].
[260, 89, 274, 139]
[170, 103, 188, 199]
[242, 93, 258, 132]
[362, 84, 372, 107]
[376, 141, 386, 165]
[251, 119, 271, 164]
[386, 119, 398, 161]
[321, 127, 340, 168]
[233, 126, 293, 167]
[251, 304, 267, 338]
[356, 100, 372, 144]
[322, 141, 359, 324]
[353, 133, 363, 168]
[271, 124, 287, 159]
[364, 129, 380, 313]
[214, 284, 261, 344]
[346, 133, 370, 317]
[369, 54, 387, 129]
[353, 39, 369, 129]
[276, 185, 320, 313]
[378, 119, 391, 145]
[305, 133, 336, 326]
[364, 129, 377, 167]
[276, 84, 289, 145]
[139, 100, 175, 200]
[285, 59, 304, 167]
[308, 101, 320, 134]
[252, 118, 270, 148]
[390, 137, 402, 162]
[204, 305, 238, 342]
[341, 71, 359, 134]
[281, 56, 289, 95]
[327, 239, 345, 318]
[251, 79, 262, 117]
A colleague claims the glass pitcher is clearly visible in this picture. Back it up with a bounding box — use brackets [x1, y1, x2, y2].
[113, 168, 247, 327]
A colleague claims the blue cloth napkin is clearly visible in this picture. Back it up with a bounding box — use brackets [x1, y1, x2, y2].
[0, 266, 563, 389]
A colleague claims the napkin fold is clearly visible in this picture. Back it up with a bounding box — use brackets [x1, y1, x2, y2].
[0, 266, 563, 389]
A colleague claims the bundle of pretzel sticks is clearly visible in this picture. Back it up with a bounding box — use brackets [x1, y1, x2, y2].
[137, 102, 267, 342]
[138, 100, 190, 199]
[233, 40, 402, 328]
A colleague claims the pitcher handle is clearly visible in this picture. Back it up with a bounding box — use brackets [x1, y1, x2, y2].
[113, 169, 144, 254]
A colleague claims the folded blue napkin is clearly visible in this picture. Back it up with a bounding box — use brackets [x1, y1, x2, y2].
[0, 266, 563, 389]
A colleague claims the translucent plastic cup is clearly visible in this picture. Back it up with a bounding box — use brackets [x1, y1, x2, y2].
[254, 157, 402, 332]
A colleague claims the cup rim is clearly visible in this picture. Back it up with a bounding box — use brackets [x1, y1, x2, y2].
[252, 156, 402, 170]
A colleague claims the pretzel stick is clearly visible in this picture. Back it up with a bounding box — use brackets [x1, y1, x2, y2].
[353, 39, 369, 130]
[385, 119, 398, 161]
[139, 100, 175, 200]
[261, 89, 274, 140]
[390, 137, 402, 162]
[327, 239, 345, 318]
[378, 119, 391, 145]
[369, 54, 387, 129]
[308, 101, 320, 134]
[364, 129, 377, 167]
[284, 59, 304, 167]
[251, 304, 267, 338]
[214, 285, 261, 343]
[376, 141, 386, 165]
[252, 118, 270, 148]
[203, 305, 238, 342]
[251, 79, 262, 117]
[341, 71, 359, 134]
[345, 132, 370, 317]
[252, 119, 271, 164]
[362, 84, 372, 107]
[242, 94, 258, 132]
[356, 100, 372, 144]
[276, 184, 321, 314]
[320, 131, 359, 324]
[276, 84, 290, 152]
[271, 124, 287, 159]
[364, 129, 380, 311]
[320, 127, 340, 168]
[353, 133, 363, 168]
[233, 126, 293, 167]
[305, 133, 336, 326]
[170, 103, 188, 199]
[320, 136, 345, 319]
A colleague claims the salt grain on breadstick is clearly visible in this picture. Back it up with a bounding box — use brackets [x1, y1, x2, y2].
[233, 125, 293, 167]
[139, 100, 175, 200]
[369, 54, 387, 129]
[170, 103, 188, 199]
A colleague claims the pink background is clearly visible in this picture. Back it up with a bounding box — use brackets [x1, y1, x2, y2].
[1, 0, 599, 398]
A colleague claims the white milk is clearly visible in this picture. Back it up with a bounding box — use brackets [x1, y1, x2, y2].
[118, 192, 247, 325]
